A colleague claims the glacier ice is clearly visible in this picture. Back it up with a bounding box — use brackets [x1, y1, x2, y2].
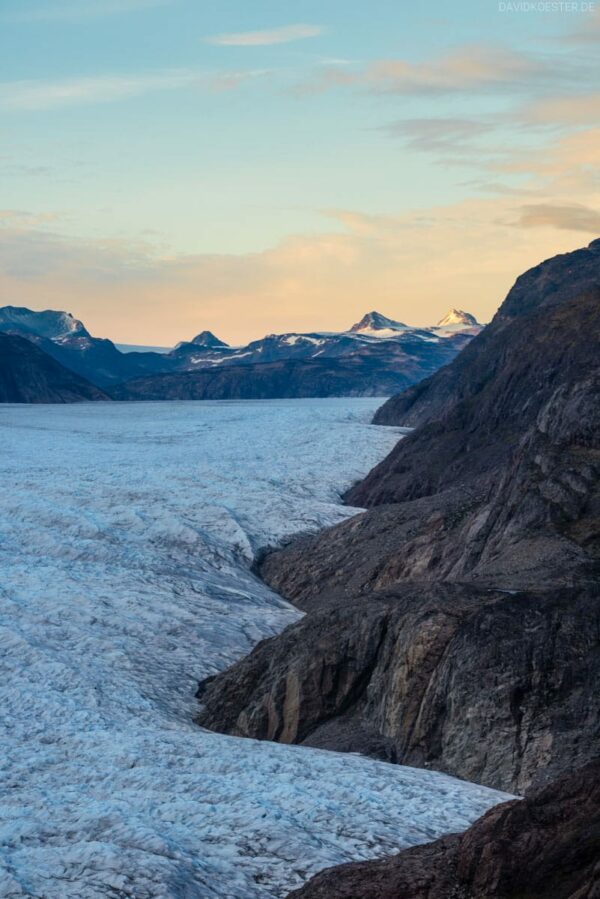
[0, 399, 512, 898]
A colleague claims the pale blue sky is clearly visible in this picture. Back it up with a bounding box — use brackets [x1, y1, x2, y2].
[1, 0, 598, 342]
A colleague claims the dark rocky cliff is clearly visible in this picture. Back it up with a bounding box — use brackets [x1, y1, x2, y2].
[196, 241, 600, 799]
[198, 585, 600, 794]
[0, 333, 110, 403]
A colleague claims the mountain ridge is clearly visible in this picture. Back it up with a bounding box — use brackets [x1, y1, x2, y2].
[195, 240, 600, 800]
[0, 333, 109, 403]
[0, 305, 482, 394]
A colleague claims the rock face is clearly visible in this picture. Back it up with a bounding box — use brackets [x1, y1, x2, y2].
[373, 239, 600, 429]
[197, 584, 600, 793]
[112, 351, 462, 401]
[264, 249, 600, 593]
[196, 241, 600, 797]
[288, 759, 600, 899]
[0, 333, 109, 403]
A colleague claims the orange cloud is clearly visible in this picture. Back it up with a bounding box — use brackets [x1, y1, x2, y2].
[0, 207, 591, 346]
[2, 128, 597, 346]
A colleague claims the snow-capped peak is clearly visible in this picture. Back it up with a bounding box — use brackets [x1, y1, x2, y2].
[0, 306, 90, 341]
[436, 309, 479, 328]
[349, 311, 408, 336]
[189, 331, 228, 348]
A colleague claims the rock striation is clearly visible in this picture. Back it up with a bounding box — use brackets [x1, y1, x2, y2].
[197, 584, 600, 793]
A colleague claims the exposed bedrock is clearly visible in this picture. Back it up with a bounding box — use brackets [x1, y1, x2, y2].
[197, 584, 600, 794]
[287, 759, 600, 899]
[196, 241, 600, 797]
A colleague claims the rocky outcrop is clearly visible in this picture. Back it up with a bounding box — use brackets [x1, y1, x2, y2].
[197, 585, 600, 793]
[287, 759, 600, 899]
[196, 241, 600, 798]
[0, 333, 110, 403]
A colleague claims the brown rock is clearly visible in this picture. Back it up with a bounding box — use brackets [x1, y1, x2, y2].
[197, 585, 600, 793]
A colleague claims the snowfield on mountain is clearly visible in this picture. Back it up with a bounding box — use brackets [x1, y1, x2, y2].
[0, 305, 482, 394]
[0, 399, 511, 898]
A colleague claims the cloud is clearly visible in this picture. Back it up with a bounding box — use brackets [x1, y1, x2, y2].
[300, 45, 556, 96]
[380, 117, 494, 152]
[1, 194, 591, 345]
[563, 7, 600, 43]
[0, 209, 60, 226]
[0, 68, 260, 111]
[524, 93, 600, 125]
[206, 24, 323, 47]
[3, 0, 171, 22]
[515, 203, 600, 233]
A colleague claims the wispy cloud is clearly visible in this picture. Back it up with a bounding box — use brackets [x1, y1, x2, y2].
[563, 7, 600, 43]
[0, 68, 261, 111]
[1, 196, 590, 344]
[206, 24, 323, 47]
[524, 93, 600, 126]
[299, 45, 554, 96]
[515, 203, 600, 233]
[380, 117, 494, 152]
[297, 38, 600, 101]
[3, 0, 171, 22]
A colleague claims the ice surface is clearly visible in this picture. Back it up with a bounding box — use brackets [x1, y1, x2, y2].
[0, 399, 512, 898]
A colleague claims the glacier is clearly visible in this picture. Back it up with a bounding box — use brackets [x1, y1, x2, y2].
[0, 399, 512, 898]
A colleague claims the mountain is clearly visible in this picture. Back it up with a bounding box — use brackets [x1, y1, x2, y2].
[195, 240, 600, 797]
[0, 306, 90, 341]
[0, 306, 174, 388]
[349, 310, 409, 336]
[436, 308, 479, 328]
[0, 304, 482, 398]
[113, 355, 450, 401]
[169, 310, 481, 371]
[115, 311, 482, 400]
[0, 333, 109, 403]
[189, 330, 229, 348]
[290, 760, 600, 899]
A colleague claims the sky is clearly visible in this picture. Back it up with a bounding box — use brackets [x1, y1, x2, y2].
[1, 0, 599, 345]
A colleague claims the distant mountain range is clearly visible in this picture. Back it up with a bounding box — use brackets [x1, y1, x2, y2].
[0, 304, 482, 402]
